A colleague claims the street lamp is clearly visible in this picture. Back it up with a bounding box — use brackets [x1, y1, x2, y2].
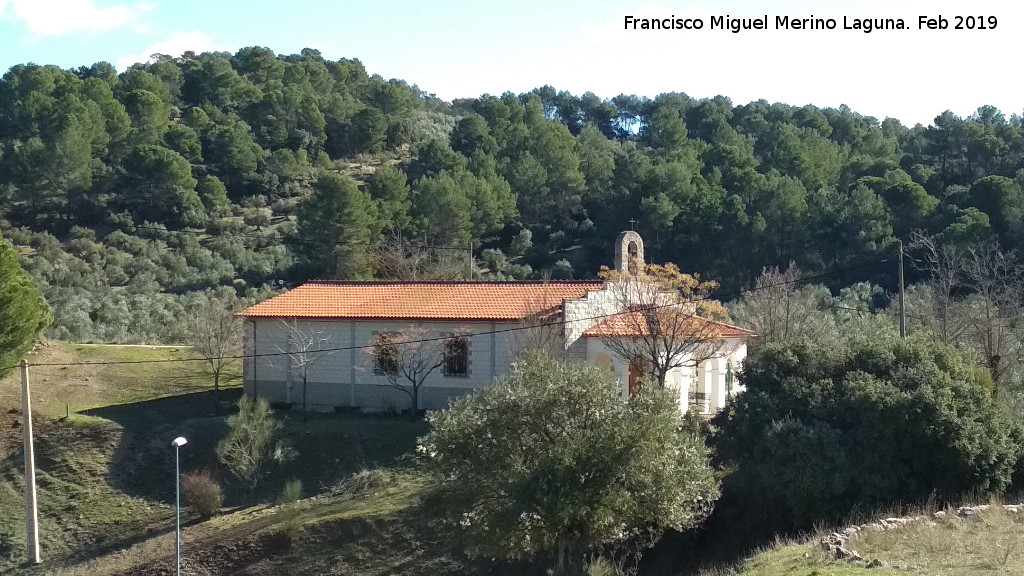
[171, 436, 187, 576]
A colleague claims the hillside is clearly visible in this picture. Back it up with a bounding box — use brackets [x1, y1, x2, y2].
[2, 49, 1023, 346]
[0, 343, 226, 570]
[2, 46, 1024, 576]
[0, 343, 444, 574]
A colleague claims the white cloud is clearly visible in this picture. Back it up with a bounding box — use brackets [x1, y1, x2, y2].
[116, 30, 226, 70]
[0, 0, 156, 38]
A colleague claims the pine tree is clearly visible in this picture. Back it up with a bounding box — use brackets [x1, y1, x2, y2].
[0, 233, 52, 379]
[294, 173, 379, 279]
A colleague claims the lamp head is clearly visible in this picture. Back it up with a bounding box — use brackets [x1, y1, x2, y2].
[171, 437, 187, 448]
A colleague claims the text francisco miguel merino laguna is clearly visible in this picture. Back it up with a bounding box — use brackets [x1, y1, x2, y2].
[624, 14, 998, 34]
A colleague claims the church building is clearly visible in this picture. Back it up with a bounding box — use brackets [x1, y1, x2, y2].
[238, 232, 753, 414]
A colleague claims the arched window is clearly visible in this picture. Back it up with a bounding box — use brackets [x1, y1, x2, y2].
[627, 241, 639, 274]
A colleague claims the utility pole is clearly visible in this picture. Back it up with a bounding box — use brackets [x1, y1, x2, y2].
[21, 360, 40, 564]
[898, 239, 906, 339]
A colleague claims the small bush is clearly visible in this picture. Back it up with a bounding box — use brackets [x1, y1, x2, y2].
[277, 508, 303, 544]
[279, 479, 302, 506]
[181, 470, 223, 518]
[586, 557, 622, 576]
[216, 396, 292, 490]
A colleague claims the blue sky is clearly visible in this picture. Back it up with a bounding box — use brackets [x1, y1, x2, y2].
[1, 0, 1020, 127]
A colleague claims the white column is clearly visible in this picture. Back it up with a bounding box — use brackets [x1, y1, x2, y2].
[714, 357, 727, 410]
[678, 366, 691, 415]
[701, 361, 712, 413]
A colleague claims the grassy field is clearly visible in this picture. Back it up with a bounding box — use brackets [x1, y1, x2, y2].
[0, 341, 240, 417]
[0, 342, 228, 572]
[0, 341, 436, 574]
[705, 504, 1024, 576]
[7, 342, 1024, 575]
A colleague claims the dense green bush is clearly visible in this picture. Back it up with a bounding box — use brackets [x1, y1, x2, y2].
[714, 334, 1021, 526]
[420, 352, 718, 575]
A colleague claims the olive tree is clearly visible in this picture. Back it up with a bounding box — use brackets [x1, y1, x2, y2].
[419, 352, 719, 576]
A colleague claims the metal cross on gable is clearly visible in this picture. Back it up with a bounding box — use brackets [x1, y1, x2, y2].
[629, 218, 638, 231]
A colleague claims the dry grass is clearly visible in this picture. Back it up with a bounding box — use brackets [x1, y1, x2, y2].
[706, 543, 903, 576]
[850, 503, 1024, 574]
[40, 470, 436, 576]
[0, 342, 435, 575]
[711, 502, 1024, 576]
[0, 415, 176, 574]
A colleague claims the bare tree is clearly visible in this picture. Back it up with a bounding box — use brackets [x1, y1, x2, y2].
[909, 232, 1023, 397]
[729, 263, 834, 346]
[271, 319, 334, 420]
[512, 274, 567, 358]
[963, 244, 1023, 396]
[185, 293, 243, 414]
[909, 231, 969, 345]
[373, 233, 470, 280]
[367, 326, 455, 419]
[595, 262, 729, 388]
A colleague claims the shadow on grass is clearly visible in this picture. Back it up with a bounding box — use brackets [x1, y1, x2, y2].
[80, 389, 240, 505]
[82, 391, 430, 508]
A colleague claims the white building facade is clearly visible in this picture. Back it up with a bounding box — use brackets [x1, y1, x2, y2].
[239, 232, 753, 414]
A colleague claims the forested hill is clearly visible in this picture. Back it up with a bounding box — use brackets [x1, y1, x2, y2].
[1, 47, 1022, 342]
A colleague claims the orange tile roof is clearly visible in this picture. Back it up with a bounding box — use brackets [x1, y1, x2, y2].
[582, 309, 755, 339]
[238, 281, 606, 321]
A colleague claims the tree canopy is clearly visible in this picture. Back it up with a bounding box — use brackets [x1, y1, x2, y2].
[1, 49, 1023, 344]
[420, 352, 718, 575]
[713, 334, 1020, 526]
[0, 232, 52, 378]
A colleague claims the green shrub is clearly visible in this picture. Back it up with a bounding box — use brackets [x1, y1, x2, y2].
[181, 469, 223, 518]
[216, 396, 293, 490]
[279, 479, 302, 505]
[714, 335, 1021, 526]
[420, 352, 718, 574]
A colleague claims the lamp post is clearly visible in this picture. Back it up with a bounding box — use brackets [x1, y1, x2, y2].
[171, 436, 187, 576]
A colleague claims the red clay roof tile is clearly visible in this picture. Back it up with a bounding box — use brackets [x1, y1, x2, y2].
[582, 309, 755, 339]
[238, 281, 605, 321]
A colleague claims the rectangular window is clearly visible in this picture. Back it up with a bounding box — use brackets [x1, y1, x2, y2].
[443, 336, 469, 377]
[372, 333, 398, 375]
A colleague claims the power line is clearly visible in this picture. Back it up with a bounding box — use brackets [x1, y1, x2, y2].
[4, 256, 890, 371]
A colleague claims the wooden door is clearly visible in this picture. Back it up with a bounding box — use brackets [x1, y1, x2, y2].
[628, 357, 644, 397]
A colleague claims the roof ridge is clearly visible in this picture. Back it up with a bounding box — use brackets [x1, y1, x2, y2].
[237, 281, 608, 320]
[303, 280, 605, 286]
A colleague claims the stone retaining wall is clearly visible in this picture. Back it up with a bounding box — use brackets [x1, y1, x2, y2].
[819, 503, 1024, 566]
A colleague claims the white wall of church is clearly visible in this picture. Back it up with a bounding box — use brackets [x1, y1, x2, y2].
[243, 318, 524, 412]
[583, 335, 748, 415]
